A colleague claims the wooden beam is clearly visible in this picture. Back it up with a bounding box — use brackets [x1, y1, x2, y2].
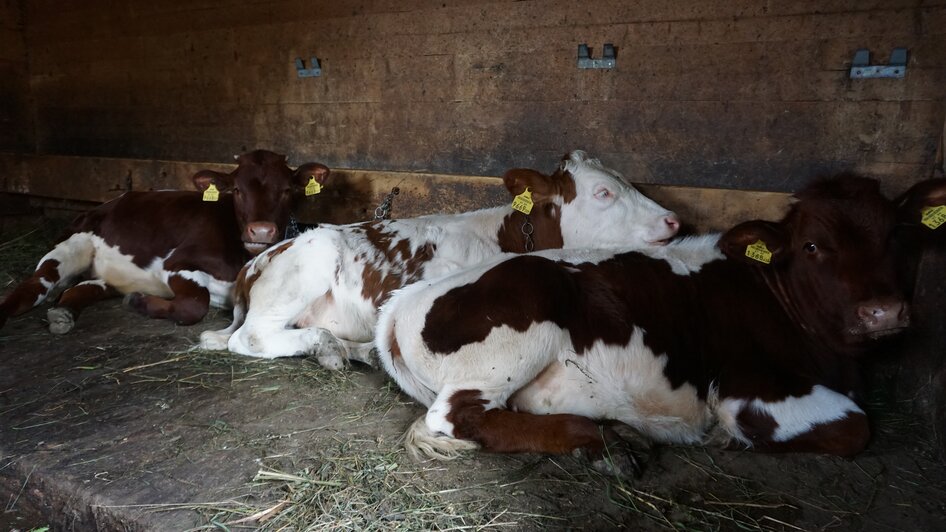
[0, 152, 794, 232]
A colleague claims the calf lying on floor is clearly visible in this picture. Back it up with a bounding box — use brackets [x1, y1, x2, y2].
[376, 175, 946, 473]
[200, 151, 680, 369]
[0, 149, 329, 333]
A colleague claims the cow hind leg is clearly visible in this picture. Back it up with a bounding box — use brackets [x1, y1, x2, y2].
[0, 234, 96, 329]
[124, 274, 210, 325]
[407, 388, 641, 477]
[47, 280, 118, 334]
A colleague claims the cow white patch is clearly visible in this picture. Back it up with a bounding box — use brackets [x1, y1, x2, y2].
[644, 234, 724, 275]
[510, 327, 711, 445]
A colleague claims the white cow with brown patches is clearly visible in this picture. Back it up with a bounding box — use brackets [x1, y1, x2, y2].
[200, 151, 680, 369]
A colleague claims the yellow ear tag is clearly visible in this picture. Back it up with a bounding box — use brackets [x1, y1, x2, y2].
[921, 205, 946, 230]
[511, 187, 534, 214]
[202, 183, 220, 202]
[745, 240, 772, 264]
[305, 176, 322, 196]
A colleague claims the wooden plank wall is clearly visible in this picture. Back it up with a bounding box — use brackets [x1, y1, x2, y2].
[7, 0, 943, 199]
[0, 0, 31, 151]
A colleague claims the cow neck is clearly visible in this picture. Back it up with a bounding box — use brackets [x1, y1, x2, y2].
[496, 204, 564, 253]
[756, 265, 855, 359]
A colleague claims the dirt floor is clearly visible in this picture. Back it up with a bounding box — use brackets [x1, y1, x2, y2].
[2, 221, 946, 531]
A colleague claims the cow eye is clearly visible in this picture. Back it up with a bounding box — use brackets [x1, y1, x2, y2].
[803, 242, 817, 253]
[594, 187, 612, 200]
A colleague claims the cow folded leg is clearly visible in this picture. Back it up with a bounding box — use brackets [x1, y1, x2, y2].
[719, 385, 870, 457]
[124, 274, 210, 325]
[408, 387, 641, 477]
[47, 280, 118, 334]
[199, 303, 246, 350]
[227, 323, 346, 368]
[0, 234, 96, 329]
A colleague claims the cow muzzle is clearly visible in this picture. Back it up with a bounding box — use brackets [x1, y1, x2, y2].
[243, 222, 279, 255]
[852, 298, 910, 339]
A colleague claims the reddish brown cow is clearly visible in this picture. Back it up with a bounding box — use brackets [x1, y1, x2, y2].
[377, 175, 946, 473]
[0, 149, 329, 334]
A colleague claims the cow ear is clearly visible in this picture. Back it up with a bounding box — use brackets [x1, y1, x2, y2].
[718, 220, 789, 266]
[192, 170, 234, 192]
[293, 163, 330, 188]
[502, 168, 558, 203]
[895, 178, 946, 230]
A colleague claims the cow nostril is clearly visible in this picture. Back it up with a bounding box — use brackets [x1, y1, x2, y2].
[664, 215, 680, 233]
[857, 300, 907, 327]
[858, 305, 885, 320]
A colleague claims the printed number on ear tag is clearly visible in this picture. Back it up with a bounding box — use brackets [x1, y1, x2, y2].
[305, 176, 322, 196]
[921, 205, 946, 230]
[512, 187, 534, 215]
[745, 240, 772, 264]
[202, 183, 220, 202]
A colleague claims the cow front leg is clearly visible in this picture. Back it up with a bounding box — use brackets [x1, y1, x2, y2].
[227, 324, 347, 369]
[407, 387, 641, 477]
[47, 280, 119, 334]
[124, 274, 210, 325]
[720, 385, 870, 457]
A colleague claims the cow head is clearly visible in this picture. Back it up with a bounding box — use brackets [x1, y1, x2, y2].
[192, 150, 329, 255]
[501, 151, 679, 250]
[718, 175, 946, 352]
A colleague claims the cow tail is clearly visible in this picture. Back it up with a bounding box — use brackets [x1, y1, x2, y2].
[402, 415, 480, 461]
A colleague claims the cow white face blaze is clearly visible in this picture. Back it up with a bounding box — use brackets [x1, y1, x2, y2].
[558, 151, 679, 249]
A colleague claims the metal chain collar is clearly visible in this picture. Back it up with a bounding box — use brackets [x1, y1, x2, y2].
[374, 187, 401, 221]
[285, 215, 301, 239]
[521, 214, 535, 252]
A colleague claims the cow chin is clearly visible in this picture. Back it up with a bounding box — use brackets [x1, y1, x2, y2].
[844, 323, 909, 344]
[243, 242, 270, 255]
[645, 237, 673, 247]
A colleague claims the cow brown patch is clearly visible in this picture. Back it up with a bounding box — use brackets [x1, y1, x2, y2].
[496, 203, 564, 253]
[0, 259, 62, 324]
[445, 389, 605, 455]
[234, 263, 262, 308]
[360, 222, 437, 305]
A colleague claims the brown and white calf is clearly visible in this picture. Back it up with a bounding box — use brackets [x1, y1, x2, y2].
[0, 150, 329, 334]
[199, 151, 680, 369]
[376, 175, 946, 470]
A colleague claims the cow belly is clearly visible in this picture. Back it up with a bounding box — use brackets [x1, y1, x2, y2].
[293, 282, 378, 342]
[61, 232, 173, 298]
[509, 328, 709, 445]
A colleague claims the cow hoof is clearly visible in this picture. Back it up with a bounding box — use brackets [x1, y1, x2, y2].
[577, 441, 646, 479]
[316, 353, 345, 371]
[590, 450, 643, 479]
[199, 330, 231, 351]
[122, 292, 145, 314]
[47, 307, 76, 335]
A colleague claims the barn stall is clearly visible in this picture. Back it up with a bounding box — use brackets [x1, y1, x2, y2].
[1, 0, 945, 529]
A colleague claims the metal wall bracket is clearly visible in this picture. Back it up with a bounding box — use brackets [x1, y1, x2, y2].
[577, 43, 616, 69]
[295, 57, 321, 78]
[849, 48, 907, 79]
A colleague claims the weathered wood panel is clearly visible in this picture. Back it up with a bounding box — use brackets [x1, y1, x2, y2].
[0, 0, 30, 151]
[11, 0, 944, 195]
